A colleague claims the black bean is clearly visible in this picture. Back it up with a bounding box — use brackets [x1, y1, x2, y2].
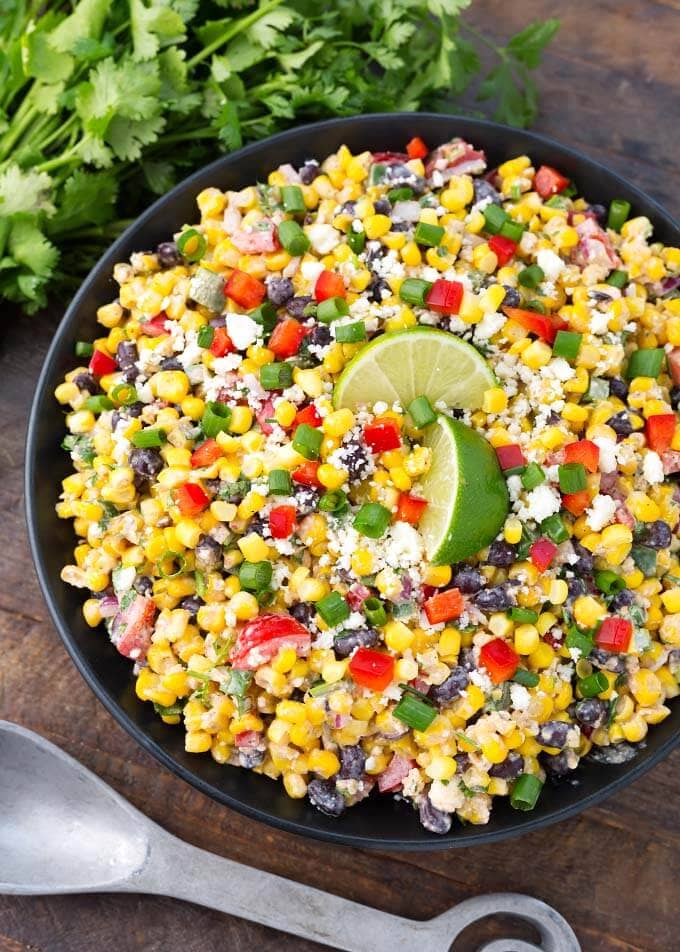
[308, 324, 331, 348]
[126, 401, 144, 418]
[670, 387, 680, 411]
[459, 647, 476, 672]
[73, 372, 98, 394]
[571, 542, 594, 575]
[455, 752, 471, 771]
[589, 203, 607, 224]
[367, 276, 390, 303]
[179, 595, 204, 620]
[452, 567, 484, 594]
[418, 797, 452, 835]
[299, 161, 320, 185]
[390, 221, 411, 232]
[334, 627, 378, 658]
[134, 575, 153, 596]
[488, 751, 524, 780]
[567, 577, 587, 600]
[129, 447, 164, 478]
[209, 315, 227, 328]
[589, 647, 626, 673]
[116, 341, 138, 370]
[239, 748, 265, 769]
[203, 478, 222, 497]
[609, 377, 629, 401]
[195, 534, 223, 572]
[486, 541, 516, 567]
[587, 742, 640, 765]
[308, 779, 346, 816]
[536, 720, 570, 750]
[159, 356, 182, 372]
[157, 241, 181, 267]
[608, 411, 633, 439]
[365, 241, 386, 265]
[373, 198, 391, 215]
[473, 179, 502, 205]
[429, 667, 469, 705]
[290, 602, 315, 627]
[474, 585, 513, 611]
[501, 286, 521, 309]
[286, 295, 312, 318]
[574, 698, 608, 728]
[339, 745, 366, 780]
[340, 200, 356, 215]
[638, 520, 672, 550]
[267, 276, 294, 306]
[609, 588, 635, 611]
[542, 751, 575, 776]
[340, 441, 370, 481]
[293, 485, 320, 515]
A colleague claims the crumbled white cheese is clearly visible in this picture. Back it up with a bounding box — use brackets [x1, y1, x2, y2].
[305, 223, 341, 255]
[510, 684, 531, 710]
[517, 484, 561, 522]
[593, 436, 618, 473]
[474, 311, 506, 342]
[429, 779, 464, 813]
[536, 248, 564, 281]
[589, 309, 610, 335]
[643, 450, 665, 485]
[225, 313, 260, 351]
[586, 493, 618, 531]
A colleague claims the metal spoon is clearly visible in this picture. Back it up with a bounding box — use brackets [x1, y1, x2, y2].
[0, 720, 579, 951]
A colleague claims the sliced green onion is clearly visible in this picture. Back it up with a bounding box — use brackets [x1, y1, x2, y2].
[260, 362, 293, 390]
[197, 325, 215, 348]
[319, 490, 349, 514]
[157, 550, 186, 578]
[607, 199, 631, 232]
[483, 204, 508, 234]
[111, 383, 138, 406]
[363, 597, 387, 625]
[277, 220, 310, 256]
[201, 401, 232, 438]
[552, 330, 582, 361]
[268, 468, 292, 495]
[626, 348, 665, 379]
[631, 544, 657, 577]
[545, 195, 570, 209]
[518, 264, 545, 288]
[177, 228, 207, 262]
[334, 320, 366, 343]
[85, 395, 114, 413]
[399, 278, 432, 306]
[511, 773, 543, 811]
[347, 229, 366, 254]
[512, 668, 540, 687]
[195, 569, 207, 598]
[508, 607, 539, 624]
[75, 341, 94, 358]
[239, 560, 273, 592]
[525, 299, 547, 314]
[249, 301, 277, 334]
[353, 502, 391, 539]
[595, 570, 626, 595]
[132, 427, 166, 448]
[499, 219, 525, 242]
[540, 514, 569, 544]
[317, 591, 350, 627]
[521, 462, 545, 491]
[565, 626, 593, 657]
[368, 163, 386, 186]
[153, 700, 184, 717]
[578, 671, 609, 698]
[281, 185, 305, 214]
[558, 462, 587, 493]
[407, 395, 437, 428]
[292, 423, 323, 460]
[606, 269, 628, 288]
[317, 296, 349, 323]
[388, 186, 414, 203]
[309, 679, 346, 697]
[510, 184, 521, 201]
[414, 221, 445, 247]
[393, 692, 437, 731]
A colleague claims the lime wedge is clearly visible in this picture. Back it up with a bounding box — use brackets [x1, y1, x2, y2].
[333, 328, 495, 411]
[419, 414, 509, 565]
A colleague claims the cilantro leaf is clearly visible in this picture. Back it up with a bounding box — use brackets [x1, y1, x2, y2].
[50, 0, 110, 54]
[507, 19, 560, 69]
[47, 171, 118, 233]
[129, 0, 186, 61]
[0, 165, 55, 217]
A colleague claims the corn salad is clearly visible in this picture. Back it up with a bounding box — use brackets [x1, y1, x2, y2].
[56, 135, 680, 833]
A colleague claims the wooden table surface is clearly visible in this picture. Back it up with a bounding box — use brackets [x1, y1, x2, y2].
[1, 1, 678, 949]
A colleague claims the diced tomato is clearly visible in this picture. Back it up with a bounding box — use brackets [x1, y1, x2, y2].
[405, 136, 429, 160]
[314, 270, 346, 302]
[89, 349, 118, 376]
[268, 318, 306, 358]
[562, 489, 591, 516]
[256, 399, 275, 436]
[210, 326, 234, 357]
[348, 647, 395, 691]
[662, 450, 680, 475]
[231, 223, 279, 254]
[292, 461, 321, 488]
[111, 595, 156, 662]
[225, 269, 266, 309]
[564, 439, 600, 474]
[534, 165, 570, 199]
[596, 617, 632, 653]
[139, 312, 169, 337]
[233, 730, 263, 749]
[269, 505, 296, 539]
[615, 505, 635, 529]
[347, 583, 371, 611]
[377, 753, 415, 793]
[363, 418, 401, 453]
[502, 306, 566, 345]
[425, 278, 464, 315]
[372, 151, 408, 163]
[646, 414, 676, 454]
[424, 588, 464, 625]
[396, 493, 428, 525]
[488, 235, 517, 267]
[530, 537, 558, 572]
[668, 348, 680, 386]
[295, 404, 322, 428]
[230, 613, 311, 670]
[495, 443, 526, 471]
[176, 482, 210, 517]
[190, 438, 222, 468]
[479, 638, 519, 684]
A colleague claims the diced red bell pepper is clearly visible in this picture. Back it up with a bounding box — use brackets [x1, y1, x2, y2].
[269, 505, 297, 539]
[534, 165, 570, 199]
[502, 306, 566, 345]
[225, 269, 266, 309]
[562, 489, 591, 516]
[596, 616, 632, 653]
[210, 326, 234, 357]
[89, 349, 118, 376]
[530, 537, 558, 572]
[292, 461, 321, 488]
[406, 136, 429, 160]
[480, 638, 519, 684]
[295, 404, 322, 428]
[347, 583, 371, 610]
[112, 594, 156, 661]
[646, 414, 676, 454]
[139, 312, 169, 337]
[396, 493, 428, 525]
[363, 417, 401, 453]
[233, 730, 263, 749]
[425, 278, 464, 315]
[377, 753, 415, 793]
[268, 318, 306, 358]
[668, 348, 680, 386]
[190, 438, 222, 468]
[488, 235, 517, 267]
[314, 270, 346, 302]
[176, 482, 210, 517]
[348, 647, 395, 691]
[424, 588, 464, 625]
[230, 613, 311, 670]
[495, 443, 526, 471]
[564, 439, 600, 474]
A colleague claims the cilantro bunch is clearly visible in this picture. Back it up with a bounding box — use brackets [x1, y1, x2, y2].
[0, 0, 558, 313]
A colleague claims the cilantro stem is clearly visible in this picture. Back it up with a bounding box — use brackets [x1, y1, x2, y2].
[36, 146, 81, 174]
[186, 0, 285, 68]
[461, 21, 507, 60]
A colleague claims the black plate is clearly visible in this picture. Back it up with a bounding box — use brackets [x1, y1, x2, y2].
[26, 113, 680, 850]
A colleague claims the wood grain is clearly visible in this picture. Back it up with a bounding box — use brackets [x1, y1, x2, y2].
[1, 2, 678, 950]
